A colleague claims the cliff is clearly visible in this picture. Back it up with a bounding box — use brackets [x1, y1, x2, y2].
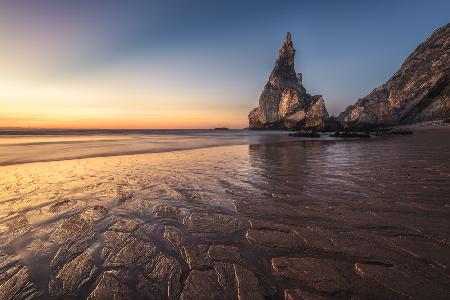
[339, 24, 450, 127]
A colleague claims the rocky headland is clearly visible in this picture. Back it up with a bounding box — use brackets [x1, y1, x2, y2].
[339, 23, 449, 129]
[250, 24, 449, 131]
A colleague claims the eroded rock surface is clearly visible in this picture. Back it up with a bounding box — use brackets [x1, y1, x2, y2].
[0, 266, 40, 299]
[249, 32, 329, 129]
[183, 212, 240, 234]
[49, 250, 98, 297]
[339, 23, 450, 127]
[272, 257, 349, 293]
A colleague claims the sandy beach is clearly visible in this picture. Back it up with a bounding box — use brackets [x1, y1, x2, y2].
[0, 127, 449, 299]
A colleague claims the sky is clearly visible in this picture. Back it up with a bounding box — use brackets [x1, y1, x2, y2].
[0, 0, 449, 129]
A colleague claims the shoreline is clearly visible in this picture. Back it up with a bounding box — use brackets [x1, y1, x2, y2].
[0, 121, 448, 136]
[0, 126, 448, 167]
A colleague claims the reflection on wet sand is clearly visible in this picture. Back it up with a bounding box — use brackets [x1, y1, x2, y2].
[0, 127, 449, 299]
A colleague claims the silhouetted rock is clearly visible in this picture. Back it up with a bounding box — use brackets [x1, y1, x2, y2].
[330, 132, 371, 138]
[339, 23, 450, 127]
[387, 129, 414, 135]
[249, 33, 329, 129]
[288, 131, 320, 138]
[372, 128, 414, 136]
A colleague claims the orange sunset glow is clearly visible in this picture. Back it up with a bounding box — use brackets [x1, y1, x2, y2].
[0, 72, 248, 129]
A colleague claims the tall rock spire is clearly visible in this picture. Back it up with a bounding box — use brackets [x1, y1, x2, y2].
[269, 32, 298, 90]
[248, 33, 329, 129]
[285, 32, 291, 43]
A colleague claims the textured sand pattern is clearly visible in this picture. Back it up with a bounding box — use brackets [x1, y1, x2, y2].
[0, 127, 449, 299]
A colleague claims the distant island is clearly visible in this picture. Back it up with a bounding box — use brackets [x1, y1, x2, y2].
[249, 24, 449, 131]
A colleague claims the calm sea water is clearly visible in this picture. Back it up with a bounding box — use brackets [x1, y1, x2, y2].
[0, 129, 337, 166]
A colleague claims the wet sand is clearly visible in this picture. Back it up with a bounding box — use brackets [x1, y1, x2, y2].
[0, 127, 449, 299]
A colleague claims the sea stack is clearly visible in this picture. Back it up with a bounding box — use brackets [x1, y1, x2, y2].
[339, 23, 450, 128]
[248, 32, 329, 129]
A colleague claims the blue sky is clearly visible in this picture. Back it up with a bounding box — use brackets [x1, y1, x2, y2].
[0, 0, 448, 128]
